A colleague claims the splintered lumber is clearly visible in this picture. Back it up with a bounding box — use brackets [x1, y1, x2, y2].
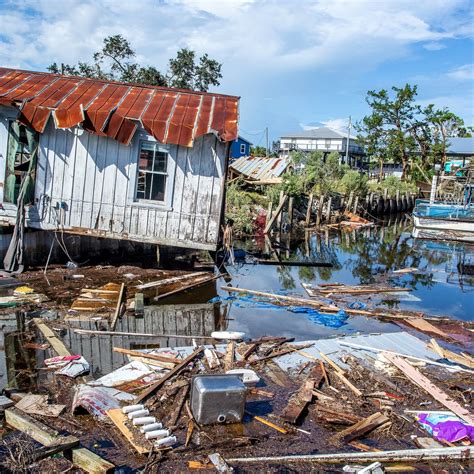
[155, 274, 221, 300]
[209, 453, 234, 473]
[5, 408, 113, 472]
[383, 352, 474, 425]
[223, 341, 235, 370]
[264, 194, 288, 233]
[403, 317, 450, 339]
[169, 385, 189, 426]
[316, 405, 362, 425]
[221, 286, 336, 310]
[107, 408, 152, 454]
[251, 344, 313, 364]
[340, 342, 474, 374]
[226, 446, 473, 464]
[317, 285, 411, 295]
[332, 370, 363, 397]
[136, 272, 210, 290]
[71, 282, 123, 313]
[264, 361, 293, 387]
[282, 365, 323, 423]
[427, 339, 474, 369]
[111, 282, 125, 330]
[33, 318, 71, 356]
[135, 347, 204, 403]
[330, 412, 390, 443]
[74, 328, 214, 339]
[113, 347, 180, 367]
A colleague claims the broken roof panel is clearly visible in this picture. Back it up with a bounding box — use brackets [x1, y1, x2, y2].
[0, 67, 240, 148]
[230, 156, 290, 183]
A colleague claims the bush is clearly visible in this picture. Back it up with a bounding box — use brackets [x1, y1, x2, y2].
[338, 170, 368, 196]
[368, 176, 417, 196]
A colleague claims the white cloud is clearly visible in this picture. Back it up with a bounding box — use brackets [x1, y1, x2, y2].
[0, 0, 472, 75]
[417, 95, 474, 122]
[423, 42, 447, 51]
[445, 64, 474, 81]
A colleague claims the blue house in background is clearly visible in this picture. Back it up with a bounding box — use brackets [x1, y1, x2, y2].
[230, 135, 252, 159]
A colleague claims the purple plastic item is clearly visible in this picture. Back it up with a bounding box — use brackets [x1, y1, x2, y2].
[418, 413, 474, 443]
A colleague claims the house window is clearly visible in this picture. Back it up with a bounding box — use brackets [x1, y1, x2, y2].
[240, 143, 246, 154]
[136, 142, 168, 202]
[5, 121, 38, 204]
[325, 139, 331, 149]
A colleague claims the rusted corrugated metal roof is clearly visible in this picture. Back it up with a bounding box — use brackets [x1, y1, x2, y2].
[230, 155, 290, 182]
[0, 67, 239, 147]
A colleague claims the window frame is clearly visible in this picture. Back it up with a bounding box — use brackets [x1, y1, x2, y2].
[135, 140, 171, 205]
[240, 143, 246, 154]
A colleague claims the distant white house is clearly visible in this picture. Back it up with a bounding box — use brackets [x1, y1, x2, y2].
[279, 127, 365, 167]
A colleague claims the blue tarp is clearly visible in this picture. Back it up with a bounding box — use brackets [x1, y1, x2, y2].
[209, 293, 348, 329]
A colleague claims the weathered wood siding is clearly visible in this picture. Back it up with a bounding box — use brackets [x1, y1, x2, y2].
[0, 114, 227, 250]
[63, 303, 222, 375]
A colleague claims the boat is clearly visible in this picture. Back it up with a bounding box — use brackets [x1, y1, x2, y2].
[413, 199, 474, 242]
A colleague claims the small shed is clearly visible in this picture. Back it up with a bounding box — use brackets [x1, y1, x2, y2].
[0, 68, 239, 255]
[229, 155, 290, 184]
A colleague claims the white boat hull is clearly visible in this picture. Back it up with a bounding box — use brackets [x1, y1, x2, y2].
[413, 215, 474, 233]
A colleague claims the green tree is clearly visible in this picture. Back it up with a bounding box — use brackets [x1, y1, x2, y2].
[360, 85, 418, 179]
[425, 107, 465, 168]
[48, 35, 222, 92]
[250, 146, 268, 156]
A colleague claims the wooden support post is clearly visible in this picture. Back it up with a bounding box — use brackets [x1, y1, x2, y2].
[352, 196, 359, 214]
[288, 196, 294, 229]
[266, 201, 273, 224]
[111, 283, 125, 330]
[383, 188, 388, 200]
[264, 195, 288, 233]
[347, 191, 354, 210]
[316, 195, 324, 226]
[305, 193, 313, 227]
[325, 197, 332, 221]
[277, 191, 284, 230]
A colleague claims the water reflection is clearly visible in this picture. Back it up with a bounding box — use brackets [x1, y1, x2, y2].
[222, 219, 472, 340]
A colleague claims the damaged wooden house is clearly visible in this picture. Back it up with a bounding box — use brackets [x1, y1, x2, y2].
[0, 67, 239, 263]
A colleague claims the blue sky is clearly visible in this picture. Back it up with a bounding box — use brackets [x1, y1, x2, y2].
[0, 0, 472, 144]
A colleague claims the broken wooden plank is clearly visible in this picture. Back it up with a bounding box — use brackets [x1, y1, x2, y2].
[111, 282, 125, 330]
[71, 282, 123, 313]
[135, 347, 204, 403]
[33, 318, 71, 357]
[223, 341, 235, 370]
[154, 274, 221, 301]
[330, 412, 390, 443]
[282, 365, 323, 424]
[168, 384, 189, 427]
[251, 344, 314, 365]
[383, 353, 474, 425]
[113, 347, 180, 366]
[71, 448, 115, 473]
[209, 452, 234, 473]
[5, 407, 113, 472]
[332, 370, 363, 397]
[226, 446, 473, 464]
[427, 339, 474, 369]
[107, 408, 152, 454]
[264, 194, 288, 233]
[136, 272, 210, 290]
[15, 394, 65, 417]
[404, 318, 450, 339]
[221, 286, 336, 310]
[248, 413, 287, 434]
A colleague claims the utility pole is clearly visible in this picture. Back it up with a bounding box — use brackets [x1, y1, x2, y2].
[345, 116, 352, 166]
[265, 127, 269, 157]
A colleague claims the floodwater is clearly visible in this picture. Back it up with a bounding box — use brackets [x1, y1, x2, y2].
[1, 218, 473, 391]
[214, 218, 473, 341]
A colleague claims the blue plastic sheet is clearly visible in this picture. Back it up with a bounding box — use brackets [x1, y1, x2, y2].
[347, 301, 367, 310]
[209, 292, 348, 328]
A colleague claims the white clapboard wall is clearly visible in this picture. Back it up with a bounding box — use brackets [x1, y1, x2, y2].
[26, 120, 227, 250]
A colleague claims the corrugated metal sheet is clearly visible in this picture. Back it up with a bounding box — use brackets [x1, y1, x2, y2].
[273, 331, 439, 371]
[230, 156, 289, 181]
[0, 67, 239, 147]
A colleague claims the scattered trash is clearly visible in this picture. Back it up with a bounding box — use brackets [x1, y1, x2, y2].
[417, 413, 474, 443]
